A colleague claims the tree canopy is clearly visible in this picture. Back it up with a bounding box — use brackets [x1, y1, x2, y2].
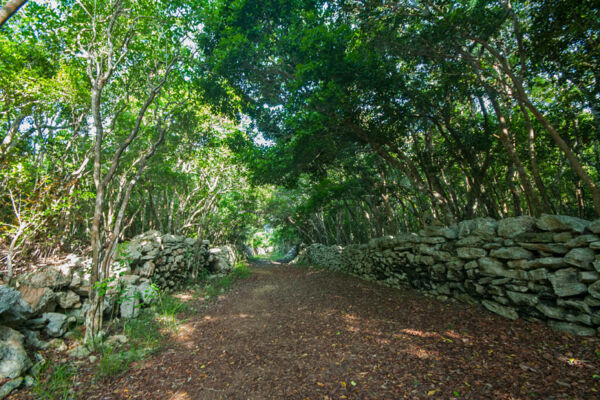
[1, 0, 599, 271]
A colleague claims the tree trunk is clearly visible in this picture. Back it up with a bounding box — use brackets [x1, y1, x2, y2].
[0, 0, 27, 27]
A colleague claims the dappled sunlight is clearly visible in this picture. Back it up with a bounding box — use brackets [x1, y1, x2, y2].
[168, 392, 191, 400]
[401, 328, 438, 338]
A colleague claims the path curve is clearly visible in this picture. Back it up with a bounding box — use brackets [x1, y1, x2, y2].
[88, 264, 598, 399]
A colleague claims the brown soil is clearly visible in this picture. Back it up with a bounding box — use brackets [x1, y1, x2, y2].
[16, 263, 600, 399]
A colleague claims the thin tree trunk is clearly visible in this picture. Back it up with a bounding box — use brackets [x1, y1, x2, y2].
[0, 0, 27, 27]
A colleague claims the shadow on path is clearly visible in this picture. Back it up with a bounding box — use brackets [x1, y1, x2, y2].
[84, 263, 599, 399]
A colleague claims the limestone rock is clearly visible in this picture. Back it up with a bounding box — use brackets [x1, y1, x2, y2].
[0, 286, 32, 326]
[42, 312, 69, 337]
[528, 268, 549, 281]
[565, 235, 599, 248]
[57, 290, 80, 309]
[547, 320, 596, 336]
[120, 284, 140, 319]
[18, 286, 55, 315]
[67, 345, 90, 359]
[536, 303, 566, 320]
[579, 271, 600, 283]
[506, 291, 539, 307]
[489, 247, 534, 260]
[456, 247, 487, 259]
[587, 219, 600, 234]
[518, 242, 568, 254]
[536, 214, 589, 233]
[18, 266, 71, 289]
[514, 232, 554, 243]
[0, 377, 23, 399]
[526, 257, 567, 269]
[45, 338, 66, 351]
[21, 329, 47, 350]
[549, 269, 587, 297]
[0, 327, 31, 378]
[498, 216, 536, 238]
[458, 218, 498, 239]
[564, 248, 595, 269]
[456, 236, 485, 247]
[120, 275, 140, 286]
[588, 280, 600, 299]
[482, 300, 518, 320]
[423, 225, 458, 239]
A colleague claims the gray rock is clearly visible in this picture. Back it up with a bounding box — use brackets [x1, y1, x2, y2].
[590, 241, 600, 250]
[579, 271, 600, 283]
[67, 345, 90, 359]
[22, 375, 34, 387]
[547, 320, 596, 336]
[589, 280, 600, 299]
[478, 257, 504, 275]
[518, 242, 569, 254]
[139, 261, 155, 277]
[458, 218, 498, 239]
[514, 232, 555, 243]
[536, 214, 589, 233]
[120, 275, 140, 286]
[489, 247, 534, 260]
[0, 377, 23, 399]
[549, 269, 587, 297]
[18, 266, 71, 289]
[482, 300, 518, 320]
[565, 234, 599, 248]
[0, 327, 31, 379]
[587, 219, 600, 234]
[57, 290, 81, 309]
[456, 236, 485, 247]
[45, 338, 66, 352]
[423, 225, 458, 239]
[585, 295, 600, 307]
[536, 303, 566, 319]
[120, 284, 140, 319]
[506, 291, 539, 307]
[456, 247, 487, 259]
[42, 312, 69, 337]
[557, 299, 591, 314]
[21, 329, 47, 350]
[18, 286, 56, 315]
[0, 286, 32, 326]
[498, 216, 536, 238]
[526, 257, 567, 269]
[528, 268, 549, 281]
[564, 248, 595, 269]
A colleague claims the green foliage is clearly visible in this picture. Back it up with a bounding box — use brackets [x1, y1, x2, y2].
[31, 362, 76, 400]
[195, 263, 252, 299]
[96, 345, 145, 379]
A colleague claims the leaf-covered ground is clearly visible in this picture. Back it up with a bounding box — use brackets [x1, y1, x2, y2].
[36, 264, 600, 398]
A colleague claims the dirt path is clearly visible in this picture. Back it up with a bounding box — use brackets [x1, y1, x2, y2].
[85, 263, 598, 399]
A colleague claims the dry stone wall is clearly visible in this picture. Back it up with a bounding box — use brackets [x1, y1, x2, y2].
[0, 231, 243, 385]
[296, 214, 600, 336]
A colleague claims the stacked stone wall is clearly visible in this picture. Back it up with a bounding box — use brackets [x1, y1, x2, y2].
[0, 231, 242, 384]
[297, 214, 600, 336]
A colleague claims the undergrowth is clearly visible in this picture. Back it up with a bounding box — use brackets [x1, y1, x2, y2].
[195, 262, 251, 299]
[31, 362, 76, 400]
[97, 262, 251, 378]
[30, 262, 253, 394]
